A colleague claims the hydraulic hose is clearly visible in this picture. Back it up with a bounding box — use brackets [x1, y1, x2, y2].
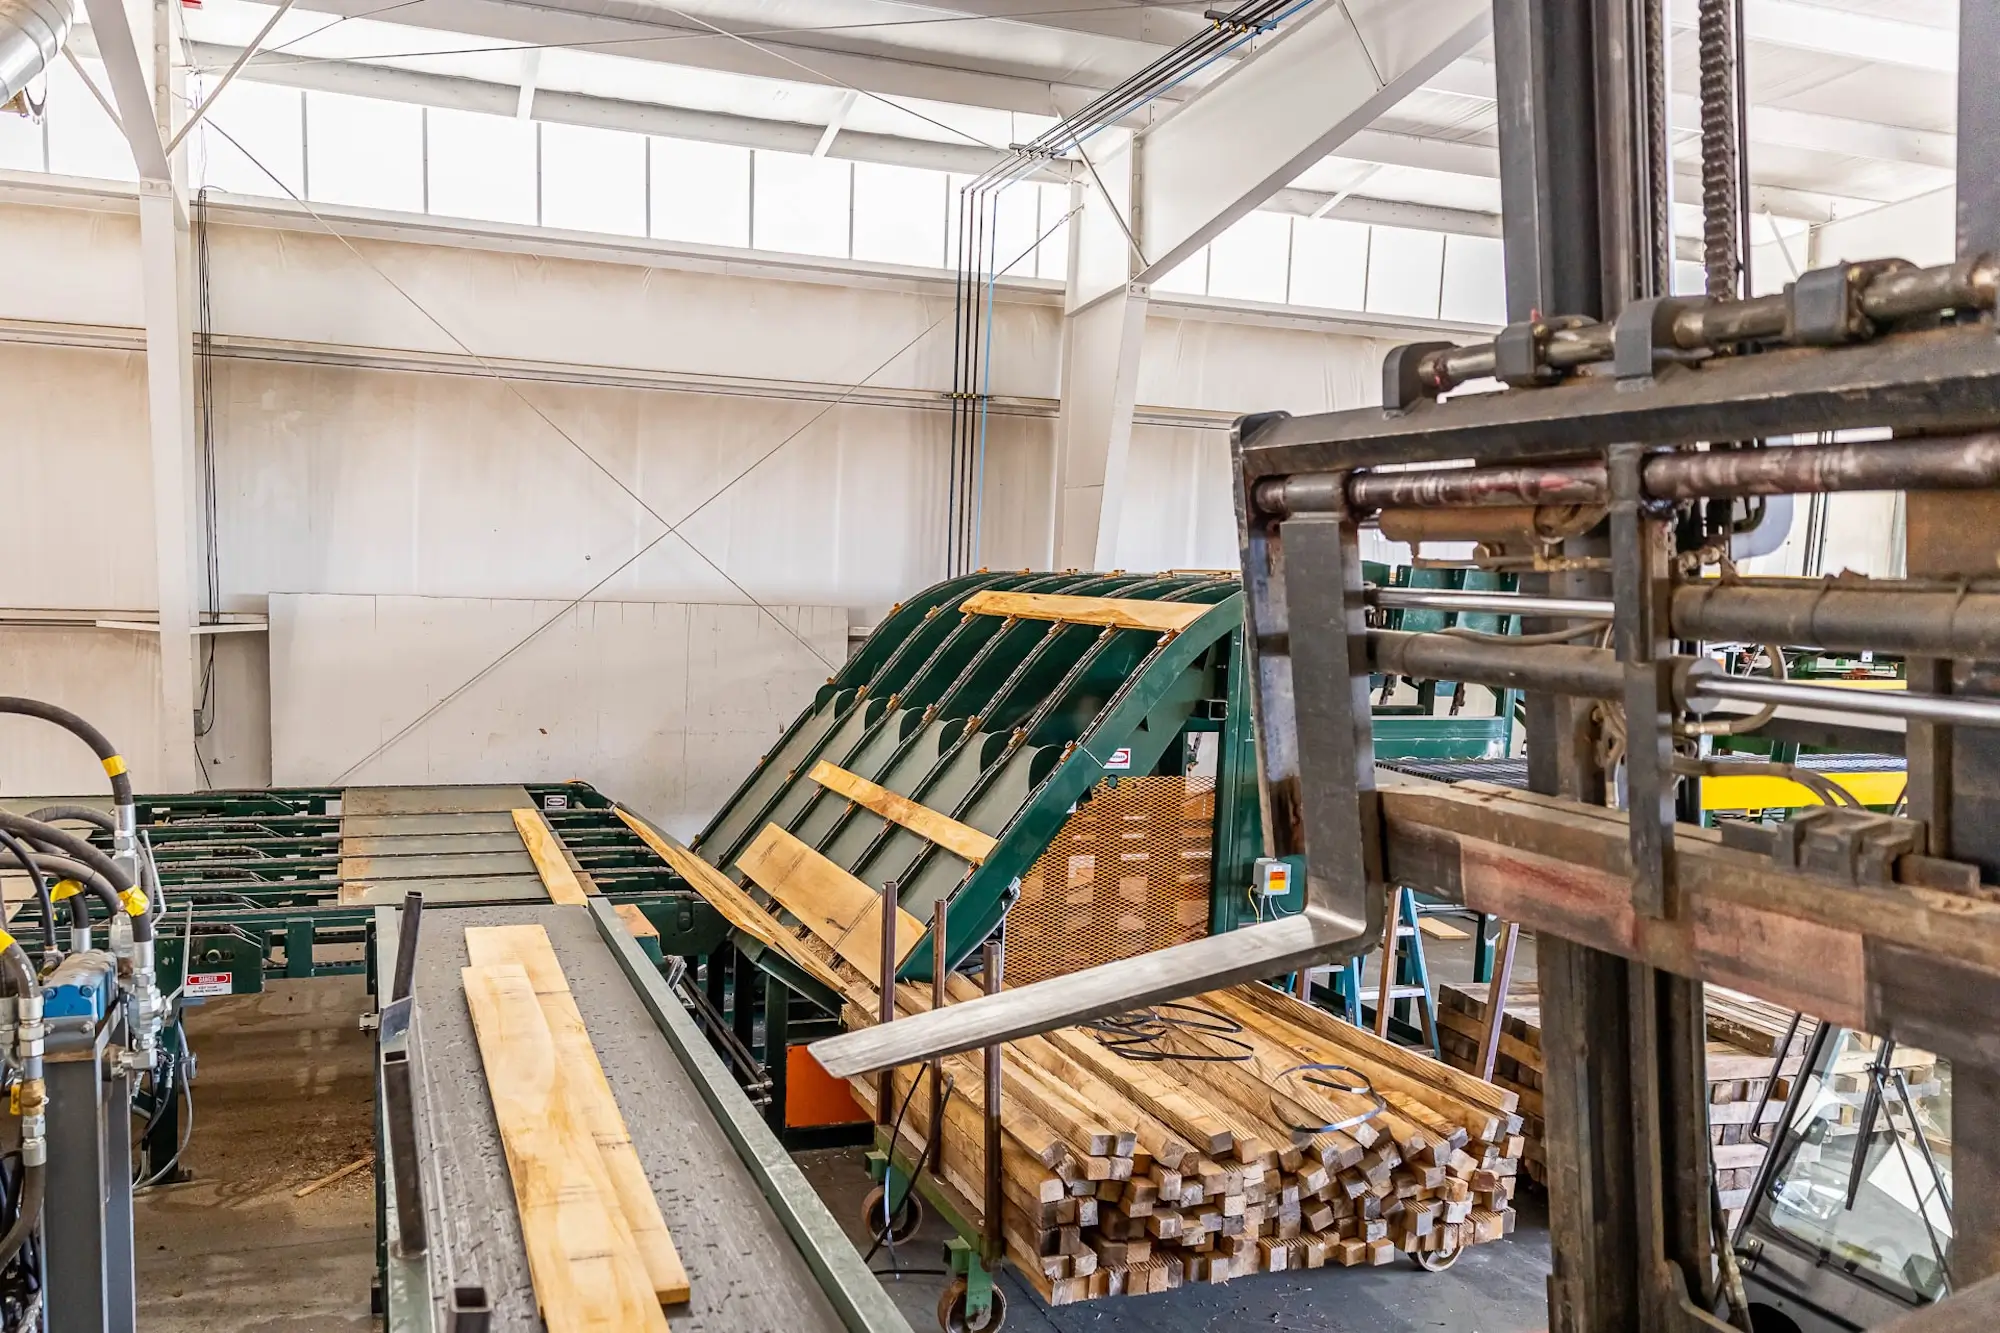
[0, 852, 120, 931]
[24, 804, 112, 832]
[0, 937, 45, 1271]
[0, 1165, 43, 1270]
[0, 814, 148, 943]
[0, 828, 56, 960]
[27, 804, 162, 925]
[0, 696, 140, 869]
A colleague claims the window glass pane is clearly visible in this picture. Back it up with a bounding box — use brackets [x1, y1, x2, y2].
[1673, 259, 1706, 296]
[1035, 182, 1069, 282]
[541, 121, 646, 237]
[193, 78, 302, 198]
[754, 150, 851, 258]
[0, 95, 44, 171]
[1439, 234, 1506, 325]
[852, 161, 945, 267]
[651, 136, 749, 247]
[1289, 217, 1368, 310]
[426, 107, 535, 225]
[1152, 245, 1207, 296]
[305, 91, 422, 212]
[1365, 225, 1446, 319]
[46, 57, 134, 181]
[1208, 210, 1291, 304]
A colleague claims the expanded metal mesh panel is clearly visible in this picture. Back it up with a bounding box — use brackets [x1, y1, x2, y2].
[1004, 776, 1215, 986]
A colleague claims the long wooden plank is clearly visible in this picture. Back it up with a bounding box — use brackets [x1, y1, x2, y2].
[512, 808, 590, 905]
[736, 824, 925, 981]
[466, 926, 690, 1305]
[612, 809, 848, 993]
[807, 761, 998, 865]
[461, 962, 668, 1333]
[958, 590, 1209, 634]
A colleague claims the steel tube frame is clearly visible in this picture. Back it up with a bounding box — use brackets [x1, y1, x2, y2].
[1261, 432, 2000, 518]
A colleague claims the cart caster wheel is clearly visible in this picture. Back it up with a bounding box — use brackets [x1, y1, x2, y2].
[1413, 1241, 1464, 1272]
[937, 1278, 1006, 1333]
[862, 1185, 924, 1245]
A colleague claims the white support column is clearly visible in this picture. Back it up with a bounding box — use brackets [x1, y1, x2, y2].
[113, 0, 200, 790]
[1050, 281, 1147, 571]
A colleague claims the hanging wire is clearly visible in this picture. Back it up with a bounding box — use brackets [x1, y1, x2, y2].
[190, 187, 222, 789]
[941, 0, 1314, 573]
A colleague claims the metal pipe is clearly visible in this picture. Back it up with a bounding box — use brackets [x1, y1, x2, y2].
[874, 879, 898, 1129]
[1366, 630, 1625, 700]
[1371, 588, 1614, 620]
[1644, 434, 2000, 499]
[1262, 432, 2000, 520]
[928, 902, 947, 1174]
[1408, 255, 2000, 396]
[1672, 583, 2000, 658]
[1697, 675, 2000, 730]
[0, 0, 71, 107]
[981, 935, 1004, 1260]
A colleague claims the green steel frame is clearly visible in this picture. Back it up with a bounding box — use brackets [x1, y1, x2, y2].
[687, 570, 1253, 982]
[21, 782, 719, 996]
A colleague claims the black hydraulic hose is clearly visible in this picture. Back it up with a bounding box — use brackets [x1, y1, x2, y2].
[0, 1165, 42, 1271]
[0, 698, 134, 809]
[0, 944, 32, 1001]
[0, 814, 148, 943]
[0, 829, 56, 957]
[0, 852, 118, 932]
[24, 804, 113, 833]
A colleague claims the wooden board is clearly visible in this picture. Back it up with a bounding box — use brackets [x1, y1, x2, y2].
[512, 808, 590, 905]
[461, 961, 669, 1332]
[736, 824, 925, 981]
[808, 761, 998, 864]
[958, 590, 1209, 634]
[614, 903, 660, 940]
[1417, 916, 1469, 941]
[466, 926, 689, 1305]
[613, 809, 848, 994]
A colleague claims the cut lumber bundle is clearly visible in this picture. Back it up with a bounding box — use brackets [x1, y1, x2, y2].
[462, 925, 687, 1330]
[833, 965, 1524, 1308]
[649, 808, 1523, 1306]
[1436, 980, 1823, 1230]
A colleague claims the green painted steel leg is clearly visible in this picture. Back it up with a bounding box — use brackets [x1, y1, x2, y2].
[285, 919, 314, 979]
[946, 1235, 995, 1320]
[1472, 913, 1496, 983]
[764, 974, 790, 1136]
[731, 947, 758, 1050]
[865, 1148, 918, 1217]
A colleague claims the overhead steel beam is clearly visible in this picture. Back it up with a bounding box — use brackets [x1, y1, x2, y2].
[76, 0, 168, 180]
[242, 0, 1169, 121]
[1427, 55, 1958, 171]
[1069, 0, 1490, 311]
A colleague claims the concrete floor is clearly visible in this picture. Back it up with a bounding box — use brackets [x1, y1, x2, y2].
[798, 1148, 1551, 1333]
[134, 976, 379, 1333]
[124, 912, 1550, 1333]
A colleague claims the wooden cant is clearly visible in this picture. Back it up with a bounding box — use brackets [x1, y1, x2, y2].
[658, 809, 1525, 1306]
[832, 969, 1526, 1305]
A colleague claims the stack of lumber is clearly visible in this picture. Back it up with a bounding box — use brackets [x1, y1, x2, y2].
[624, 805, 1525, 1307]
[836, 971, 1524, 1306]
[1436, 980, 1818, 1228]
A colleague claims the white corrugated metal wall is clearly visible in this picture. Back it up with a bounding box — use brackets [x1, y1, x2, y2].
[0, 180, 1410, 804]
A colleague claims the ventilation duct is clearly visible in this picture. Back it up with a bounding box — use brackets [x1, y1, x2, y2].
[0, 0, 72, 112]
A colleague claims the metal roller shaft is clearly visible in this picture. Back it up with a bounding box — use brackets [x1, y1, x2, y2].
[1697, 676, 2000, 730]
